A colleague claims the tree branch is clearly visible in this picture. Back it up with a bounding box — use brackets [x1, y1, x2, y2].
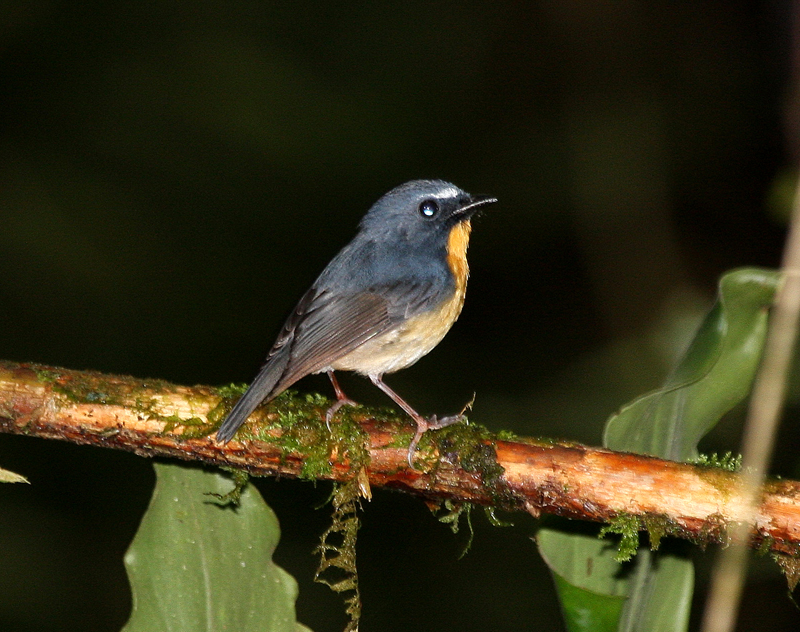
[1, 360, 799, 557]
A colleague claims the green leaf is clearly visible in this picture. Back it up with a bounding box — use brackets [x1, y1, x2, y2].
[604, 268, 779, 460]
[123, 462, 310, 632]
[552, 574, 625, 632]
[615, 549, 693, 632]
[539, 526, 694, 632]
[538, 268, 779, 632]
[538, 524, 630, 598]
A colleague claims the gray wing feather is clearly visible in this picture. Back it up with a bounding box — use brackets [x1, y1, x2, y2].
[216, 276, 440, 443]
[216, 287, 396, 442]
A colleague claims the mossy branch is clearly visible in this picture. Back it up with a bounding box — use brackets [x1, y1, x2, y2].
[1, 360, 799, 557]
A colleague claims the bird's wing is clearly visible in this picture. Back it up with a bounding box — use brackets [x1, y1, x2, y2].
[274, 286, 394, 386]
[275, 277, 442, 382]
[216, 280, 434, 442]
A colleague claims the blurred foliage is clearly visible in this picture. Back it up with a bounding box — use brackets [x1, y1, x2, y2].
[0, 1, 796, 631]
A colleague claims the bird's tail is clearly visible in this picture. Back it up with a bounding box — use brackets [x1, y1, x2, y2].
[216, 352, 290, 443]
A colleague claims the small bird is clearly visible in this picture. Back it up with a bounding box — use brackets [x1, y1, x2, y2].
[216, 180, 496, 465]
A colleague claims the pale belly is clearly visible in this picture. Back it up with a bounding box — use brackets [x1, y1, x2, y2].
[325, 286, 467, 376]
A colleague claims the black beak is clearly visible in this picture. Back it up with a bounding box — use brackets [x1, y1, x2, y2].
[455, 194, 498, 219]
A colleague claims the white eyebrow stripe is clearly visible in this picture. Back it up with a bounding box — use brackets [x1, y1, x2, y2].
[437, 186, 460, 199]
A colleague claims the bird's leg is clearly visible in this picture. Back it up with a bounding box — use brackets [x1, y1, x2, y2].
[368, 375, 464, 467]
[325, 371, 358, 430]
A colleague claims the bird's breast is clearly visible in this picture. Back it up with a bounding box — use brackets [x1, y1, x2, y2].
[328, 220, 472, 376]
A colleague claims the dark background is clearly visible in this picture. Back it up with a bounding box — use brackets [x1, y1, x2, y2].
[1, 2, 798, 630]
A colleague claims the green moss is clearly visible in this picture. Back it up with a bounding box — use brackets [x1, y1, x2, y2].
[207, 386, 374, 481]
[215, 383, 248, 399]
[31, 365, 219, 435]
[200, 385, 250, 431]
[325, 407, 371, 464]
[163, 415, 214, 438]
[483, 506, 513, 528]
[772, 552, 800, 592]
[277, 414, 333, 479]
[641, 513, 675, 551]
[599, 513, 641, 562]
[496, 429, 518, 441]
[32, 367, 65, 384]
[283, 400, 369, 479]
[207, 468, 250, 506]
[693, 466, 741, 503]
[204, 400, 229, 426]
[433, 422, 516, 507]
[436, 500, 470, 534]
[692, 451, 743, 472]
[304, 392, 330, 407]
[756, 535, 775, 556]
[205, 390, 374, 631]
[439, 501, 476, 559]
[314, 478, 363, 632]
[34, 366, 127, 407]
[205, 390, 375, 631]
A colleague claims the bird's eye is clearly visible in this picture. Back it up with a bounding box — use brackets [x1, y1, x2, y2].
[419, 199, 439, 218]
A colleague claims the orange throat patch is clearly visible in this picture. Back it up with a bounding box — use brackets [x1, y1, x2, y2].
[447, 219, 472, 296]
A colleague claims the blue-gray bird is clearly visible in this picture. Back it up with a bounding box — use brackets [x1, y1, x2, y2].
[216, 180, 496, 465]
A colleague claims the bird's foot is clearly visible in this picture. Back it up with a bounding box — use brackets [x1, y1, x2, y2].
[426, 413, 465, 430]
[407, 414, 466, 467]
[325, 397, 358, 431]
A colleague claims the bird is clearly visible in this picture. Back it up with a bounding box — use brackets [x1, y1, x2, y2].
[216, 179, 496, 466]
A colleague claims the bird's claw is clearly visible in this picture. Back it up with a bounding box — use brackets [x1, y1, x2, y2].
[406, 413, 467, 467]
[325, 398, 357, 431]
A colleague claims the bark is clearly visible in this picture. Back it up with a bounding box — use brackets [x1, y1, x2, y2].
[1, 360, 798, 556]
